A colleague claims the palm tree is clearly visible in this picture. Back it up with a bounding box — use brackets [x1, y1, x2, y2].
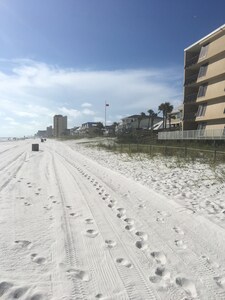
[147, 109, 157, 131]
[137, 112, 146, 129]
[158, 102, 173, 129]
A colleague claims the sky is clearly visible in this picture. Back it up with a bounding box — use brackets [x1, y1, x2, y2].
[0, 0, 225, 137]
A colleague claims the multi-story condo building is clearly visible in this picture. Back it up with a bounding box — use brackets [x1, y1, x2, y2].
[53, 115, 67, 137]
[46, 126, 53, 137]
[183, 25, 225, 132]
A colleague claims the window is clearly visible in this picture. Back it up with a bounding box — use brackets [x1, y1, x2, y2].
[198, 64, 208, 78]
[197, 123, 207, 130]
[196, 103, 207, 117]
[199, 43, 209, 59]
[197, 84, 208, 97]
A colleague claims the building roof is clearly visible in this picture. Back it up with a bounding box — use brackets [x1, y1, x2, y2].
[121, 114, 141, 120]
[184, 24, 225, 51]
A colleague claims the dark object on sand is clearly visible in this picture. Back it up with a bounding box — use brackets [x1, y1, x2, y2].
[32, 144, 39, 151]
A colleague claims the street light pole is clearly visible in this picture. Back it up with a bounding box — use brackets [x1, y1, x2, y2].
[105, 101, 109, 128]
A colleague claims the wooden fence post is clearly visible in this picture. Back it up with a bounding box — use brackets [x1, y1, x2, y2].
[164, 146, 167, 156]
[184, 146, 187, 157]
[213, 149, 217, 163]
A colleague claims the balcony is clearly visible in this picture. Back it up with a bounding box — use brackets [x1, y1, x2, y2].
[185, 73, 199, 85]
[183, 112, 196, 120]
[185, 54, 199, 68]
[184, 93, 198, 103]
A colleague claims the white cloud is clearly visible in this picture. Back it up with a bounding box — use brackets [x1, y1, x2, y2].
[81, 102, 92, 108]
[0, 59, 183, 136]
[58, 107, 81, 118]
[14, 111, 38, 118]
[82, 109, 95, 116]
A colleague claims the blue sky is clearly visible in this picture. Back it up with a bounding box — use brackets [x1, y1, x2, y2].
[0, 0, 225, 136]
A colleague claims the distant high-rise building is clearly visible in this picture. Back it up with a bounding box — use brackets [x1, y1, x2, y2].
[46, 125, 53, 137]
[53, 115, 67, 137]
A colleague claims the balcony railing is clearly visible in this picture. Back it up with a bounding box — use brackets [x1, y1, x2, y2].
[185, 73, 199, 85]
[185, 54, 199, 68]
[183, 112, 197, 120]
[184, 93, 198, 103]
[158, 129, 225, 140]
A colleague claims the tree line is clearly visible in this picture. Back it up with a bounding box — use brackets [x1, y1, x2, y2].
[137, 101, 174, 130]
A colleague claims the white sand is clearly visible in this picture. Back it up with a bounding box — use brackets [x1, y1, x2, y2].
[0, 139, 225, 299]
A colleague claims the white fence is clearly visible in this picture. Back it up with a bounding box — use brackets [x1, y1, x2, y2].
[158, 129, 225, 140]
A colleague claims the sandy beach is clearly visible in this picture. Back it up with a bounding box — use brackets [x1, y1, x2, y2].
[1, 139, 225, 300]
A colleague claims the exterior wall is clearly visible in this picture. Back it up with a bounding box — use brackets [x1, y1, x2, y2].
[196, 100, 225, 122]
[46, 126, 53, 137]
[183, 25, 225, 131]
[198, 33, 225, 63]
[196, 80, 225, 103]
[53, 115, 67, 137]
[197, 57, 225, 84]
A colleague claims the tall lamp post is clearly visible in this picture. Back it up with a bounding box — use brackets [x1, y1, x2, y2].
[105, 101, 109, 128]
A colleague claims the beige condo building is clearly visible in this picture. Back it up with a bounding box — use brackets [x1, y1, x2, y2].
[53, 115, 67, 137]
[183, 25, 225, 133]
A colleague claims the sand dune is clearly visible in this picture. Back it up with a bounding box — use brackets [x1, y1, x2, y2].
[0, 139, 225, 299]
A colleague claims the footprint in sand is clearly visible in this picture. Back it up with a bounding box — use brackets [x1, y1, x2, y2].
[173, 226, 184, 235]
[70, 212, 80, 217]
[31, 253, 46, 265]
[117, 208, 126, 215]
[10, 287, 29, 299]
[149, 267, 171, 284]
[15, 240, 32, 249]
[151, 252, 167, 265]
[214, 276, 225, 287]
[95, 293, 104, 299]
[86, 229, 99, 238]
[117, 213, 126, 219]
[124, 218, 135, 225]
[149, 275, 162, 283]
[155, 266, 171, 280]
[156, 217, 164, 223]
[125, 225, 135, 231]
[43, 206, 51, 211]
[135, 231, 148, 241]
[105, 240, 117, 248]
[116, 258, 133, 269]
[157, 210, 170, 218]
[138, 204, 146, 209]
[0, 281, 14, 297]
[66, 205, 72, 209]
[175, 240, 187, 249]
[30, 293, 44, 300]
[67, 269, 90, 281]
[175, 277, 197, 298]
[85, 218, 94, 224]
[202, 255, 219, 269]
[135, 240, 148, 250]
